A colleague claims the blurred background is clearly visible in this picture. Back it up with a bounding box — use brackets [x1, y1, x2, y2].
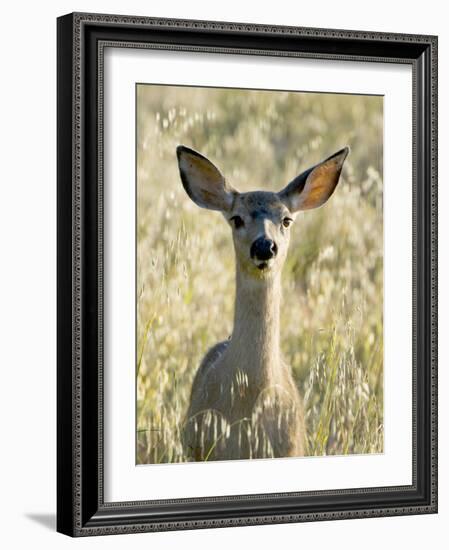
[136, 84, 383, 464]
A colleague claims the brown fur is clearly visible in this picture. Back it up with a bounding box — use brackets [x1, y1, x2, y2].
[176, 145, 348, 461]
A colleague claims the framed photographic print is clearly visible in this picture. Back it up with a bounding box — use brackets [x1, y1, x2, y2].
[57, 12, 438, 536]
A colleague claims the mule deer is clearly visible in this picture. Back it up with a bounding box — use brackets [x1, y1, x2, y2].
[176, 145, 349, 461]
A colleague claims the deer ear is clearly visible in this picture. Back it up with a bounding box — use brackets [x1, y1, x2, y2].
[278, 147, 349, 213]
[176, 146, 238, 212]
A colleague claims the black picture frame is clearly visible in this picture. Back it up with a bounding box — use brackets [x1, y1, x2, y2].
[57, 12, 438, 537]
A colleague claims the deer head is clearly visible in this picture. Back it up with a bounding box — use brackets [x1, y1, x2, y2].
[176, 145, 349, 278]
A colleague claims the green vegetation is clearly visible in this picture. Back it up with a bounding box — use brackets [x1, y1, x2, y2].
[136, 85, 383, 463]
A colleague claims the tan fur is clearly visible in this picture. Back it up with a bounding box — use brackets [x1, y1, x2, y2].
[176, 145, 348, 461]
[183, 268, 305, 460]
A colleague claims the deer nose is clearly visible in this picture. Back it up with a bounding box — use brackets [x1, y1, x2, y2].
[250, 237, 278, 261]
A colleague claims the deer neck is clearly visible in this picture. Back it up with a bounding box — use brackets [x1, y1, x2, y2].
[226, 268, 282, 381]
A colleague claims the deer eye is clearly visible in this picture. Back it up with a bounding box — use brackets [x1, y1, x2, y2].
[282, 217, 293, 228]
[230, 215, 244, 229]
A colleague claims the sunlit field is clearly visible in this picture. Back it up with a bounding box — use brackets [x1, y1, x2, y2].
[136, 84, 383, 464]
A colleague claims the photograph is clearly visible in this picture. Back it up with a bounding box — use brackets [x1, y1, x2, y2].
[54, 9, 437, 538]
[0, 0, 442, 544]
[136, 84, 384, 464]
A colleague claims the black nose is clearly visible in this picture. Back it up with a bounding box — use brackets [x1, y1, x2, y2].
[250, 237, 278, 261]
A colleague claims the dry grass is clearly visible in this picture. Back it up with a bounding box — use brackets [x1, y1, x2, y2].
[136, 85, 384, 464]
